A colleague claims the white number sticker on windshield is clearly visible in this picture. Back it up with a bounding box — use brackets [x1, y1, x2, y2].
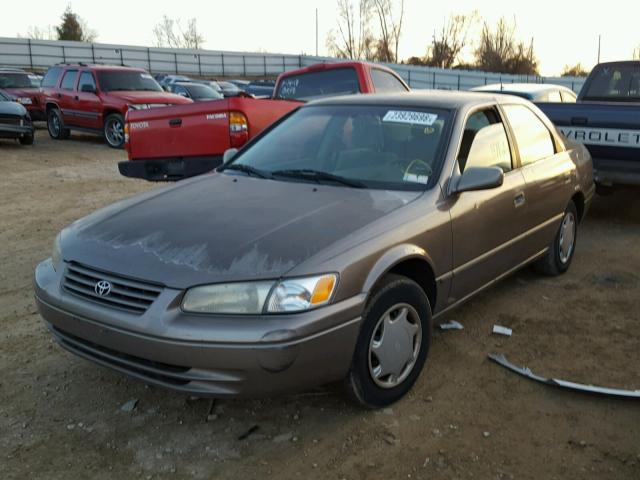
[383, 110, 438, 126]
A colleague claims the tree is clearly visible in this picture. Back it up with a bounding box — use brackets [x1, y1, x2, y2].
[371, 0, 404, 62]
[56, 6, 96, 42]
[18, 25, 56, 40]
[561, 63, 589, 77]
[153, 16, 205, 49]
[474, 17, 538, 75]
[326, 0, 376, 60]
[634, 46, 640, 60]
[424, 12, 478, 69]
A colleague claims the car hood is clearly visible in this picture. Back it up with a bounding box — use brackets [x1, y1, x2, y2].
[61, 173, 421, 289]
[106, 91, 192, 105]
[4, 87, 39, 98]
[0, 101, 27, 116]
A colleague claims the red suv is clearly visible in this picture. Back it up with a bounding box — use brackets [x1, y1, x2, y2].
[40, 64, 192, 148]
[0, 67, 45, 121]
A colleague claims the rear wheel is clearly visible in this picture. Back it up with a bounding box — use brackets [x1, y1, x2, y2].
[47, 109, 70, 140]
[104, 113, 125, 148]
[345, 274, 431, 408]
[534, 200, 578, 276]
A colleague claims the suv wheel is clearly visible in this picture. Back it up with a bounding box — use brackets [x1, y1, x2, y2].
[47, 109, 70, 140]
[345, 274, 431, 408]
[534, 200, 578, 276]
[104, 113, 125, 148]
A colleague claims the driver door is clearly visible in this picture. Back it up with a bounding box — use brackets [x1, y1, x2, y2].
[447, 108, 531, 304]
[75, 71, 101, 130]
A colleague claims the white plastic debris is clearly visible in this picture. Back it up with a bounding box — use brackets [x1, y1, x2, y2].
[492, 325, 512, 336]
[439, 320, 464, 331]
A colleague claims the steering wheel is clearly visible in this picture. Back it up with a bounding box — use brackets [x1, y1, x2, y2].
[403, 159, 432, 179]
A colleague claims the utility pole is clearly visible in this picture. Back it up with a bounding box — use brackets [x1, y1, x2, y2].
[315, 8, 319, 56]
[597, 34, 601, 64]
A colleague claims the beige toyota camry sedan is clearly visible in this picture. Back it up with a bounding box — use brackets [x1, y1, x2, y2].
[34, 91, 594, 408]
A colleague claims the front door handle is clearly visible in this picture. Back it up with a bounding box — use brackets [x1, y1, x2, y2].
[169, 118, 182, 127]
[74, 95, 79, 101]
[514, 192, 526, 208]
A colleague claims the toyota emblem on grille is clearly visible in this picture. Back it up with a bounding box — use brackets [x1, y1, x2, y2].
[95, 280, 112, 296]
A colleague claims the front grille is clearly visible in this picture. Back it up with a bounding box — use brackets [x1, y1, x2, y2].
[0, 114, 21, 126]
[63, 262, 163, 314]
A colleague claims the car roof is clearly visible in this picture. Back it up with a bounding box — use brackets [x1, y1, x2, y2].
[54, 63, 146, 72]
[473, 83, 571, 94]
[307, 89, 529, 110]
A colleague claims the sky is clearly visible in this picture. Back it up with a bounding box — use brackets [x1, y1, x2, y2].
[1, 0, 639, 76]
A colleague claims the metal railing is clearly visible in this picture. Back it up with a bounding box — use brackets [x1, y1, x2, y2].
[0, 37, 586, 93]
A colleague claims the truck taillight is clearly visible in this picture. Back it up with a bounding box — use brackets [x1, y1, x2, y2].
[229, 111, 249, 148]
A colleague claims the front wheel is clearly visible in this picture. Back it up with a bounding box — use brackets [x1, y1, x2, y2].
[534, 200, 578, 276]
[47, 109, 70, 140]
[345, 274, 431, 408]
[103, 113, 125, 148]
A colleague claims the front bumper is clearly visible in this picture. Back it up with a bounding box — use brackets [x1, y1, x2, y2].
[34, 259, 364, 398]
[26, 106, 46, 121]
[0, 123, 33, 139]
[118, 156, 222, 182]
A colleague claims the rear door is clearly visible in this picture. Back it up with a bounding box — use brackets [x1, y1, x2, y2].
[502, 104, 575, 255]
[448, 107, 531, 303]
[58, 69, 79, 126]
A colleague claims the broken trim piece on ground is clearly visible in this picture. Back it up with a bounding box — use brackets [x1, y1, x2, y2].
[488, 353, 640, 398]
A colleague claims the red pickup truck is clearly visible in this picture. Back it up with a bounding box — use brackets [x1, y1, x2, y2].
[119, 62, 409, 181]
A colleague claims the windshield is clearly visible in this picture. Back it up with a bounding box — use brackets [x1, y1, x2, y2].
[218, 81, 240, 91]
[186, 84, 223, 100]
[275, 68, 360, 101]
[0, 73, 33, 89]
[96, 71, 163, 92]
[228, 105, 450, 191]
[582, 63, 640, 102]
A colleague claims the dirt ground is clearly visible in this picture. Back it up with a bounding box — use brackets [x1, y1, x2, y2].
[1, 129, 639, 480]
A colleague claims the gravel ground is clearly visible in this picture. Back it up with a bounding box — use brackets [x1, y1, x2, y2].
[1, 130, 639, 480]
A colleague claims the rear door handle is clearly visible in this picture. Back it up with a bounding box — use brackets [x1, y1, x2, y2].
[514, 192, 526, 208]
[169, 118, 182, 127]
[74, 95, 79, 100]
[570, 116, 588, 126]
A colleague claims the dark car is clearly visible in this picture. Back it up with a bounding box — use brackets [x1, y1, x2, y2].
[472, 83, 577, 102]
[35, 91, 594, 407]
[0, 67, 45, 120]
[169, 82, 224, 101]
[0, 89, 34, 145]
[216, 81, 243, 97]
[244, 80, 276, 97]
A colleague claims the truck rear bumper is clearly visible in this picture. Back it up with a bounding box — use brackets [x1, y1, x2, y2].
[118, 156, 223, 182]
[593, 158, 640, 187]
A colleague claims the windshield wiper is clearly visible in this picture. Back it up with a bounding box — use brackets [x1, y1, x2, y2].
[271, 169, 366, 188]
[220, 163, 273, 179]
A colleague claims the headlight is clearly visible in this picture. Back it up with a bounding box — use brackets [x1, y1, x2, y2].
[182, 281, 273, 314]
[181, 274, 338, 315]
[267, 274, 337, 313]
[17, 97, 32, 105]
[51, 234, 62, 271]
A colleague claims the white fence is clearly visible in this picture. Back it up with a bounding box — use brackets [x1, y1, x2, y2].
[0, 37, 586, 93]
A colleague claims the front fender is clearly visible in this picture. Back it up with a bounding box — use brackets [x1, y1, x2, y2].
[362, 243, 435, 294]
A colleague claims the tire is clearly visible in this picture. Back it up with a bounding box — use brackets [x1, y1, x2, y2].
[534, 200, 578, 276]
[19, 134, 34, 145]
[103, 113, 125, 148]
[345, 274, 432, 408]
[47, 109, 70, 140]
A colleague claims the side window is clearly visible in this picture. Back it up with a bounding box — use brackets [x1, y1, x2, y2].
[546, 90, 562, 102]
[458, 109, 512, 173]
[503, 105, 555, 166]
[174, 85, 189, 97]
[42, 67, 63, 88]
[561, 90, 577, 103]
[78, 72, 96, 92]
[371, 69, 408, 93]
[60, 70, 78, 91]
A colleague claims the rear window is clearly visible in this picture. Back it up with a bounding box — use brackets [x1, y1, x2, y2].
[96, 71, 162, 93]
[583, 63, 640, 101]
[42, 67, 63, 88]
[275, 68, 360, 101]
[0, 72, 32, 89]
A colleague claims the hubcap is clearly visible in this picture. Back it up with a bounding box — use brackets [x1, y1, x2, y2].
[558, 211, 576, 264]
[106, 119, 123, 146]
[368, 303, 422, 389]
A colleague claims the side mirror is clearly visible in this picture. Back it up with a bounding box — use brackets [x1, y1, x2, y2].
[454, 166, 504, 193]
[222, 148, 238, 164]
[80, 84, 96, 93]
